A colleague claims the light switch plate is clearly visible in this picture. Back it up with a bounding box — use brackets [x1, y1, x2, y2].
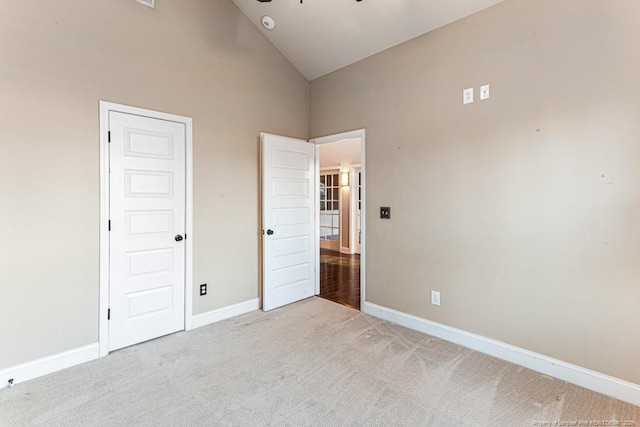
[380, 207, 391, 219]
[463, 87, 474, 105]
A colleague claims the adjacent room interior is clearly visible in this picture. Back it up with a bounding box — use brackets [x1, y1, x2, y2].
[318, 137, 362, 310]
[1, 0, 639, 423]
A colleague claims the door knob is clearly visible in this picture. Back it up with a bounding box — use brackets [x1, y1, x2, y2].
[266, 229, 274, 235]
[175, 234, 184, 242]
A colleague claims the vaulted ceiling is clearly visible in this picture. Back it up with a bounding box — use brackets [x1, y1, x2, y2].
[231, 0, 504, 81]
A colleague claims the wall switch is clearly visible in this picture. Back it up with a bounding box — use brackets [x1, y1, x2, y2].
[380, 207, 391, 219]
[480, 84, 490, 100]
[463, 87, 474, 104]
[200, 284, 207, 296]
[431, 290, 441, 306]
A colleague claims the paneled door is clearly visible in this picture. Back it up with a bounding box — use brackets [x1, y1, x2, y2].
[261, 133, 316, 311]
[108, 111, 186, 351]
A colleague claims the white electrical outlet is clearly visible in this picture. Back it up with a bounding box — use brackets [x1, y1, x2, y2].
[431, 290, 441, 307]
[463, 87, 474, 105]
[480, 84, 490, 100]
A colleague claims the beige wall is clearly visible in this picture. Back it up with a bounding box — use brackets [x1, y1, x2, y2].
[0, 0, 308, 369]
[310, 0, 640, 384]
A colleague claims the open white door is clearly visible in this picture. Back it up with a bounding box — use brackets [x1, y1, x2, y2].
[261, 133, 316, 311]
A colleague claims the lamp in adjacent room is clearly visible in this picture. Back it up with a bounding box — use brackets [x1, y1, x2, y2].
[341, 171, 350, 187]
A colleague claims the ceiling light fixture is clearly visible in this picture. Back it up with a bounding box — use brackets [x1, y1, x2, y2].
[257, 0, 362, 3]
[261, 15, 276, 30]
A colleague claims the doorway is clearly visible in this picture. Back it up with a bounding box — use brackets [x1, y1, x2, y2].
[312, 131, 365, 310]
[99, 102, 194, 357]
[319, 250, 361, 309]
[260, 131, 365, 313]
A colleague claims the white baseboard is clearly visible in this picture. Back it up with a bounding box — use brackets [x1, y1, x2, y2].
[0, 343, 99, 389]
[362, 302, 640, 407]
[190, 298, 260, 330]
[0, 299, 260, 389]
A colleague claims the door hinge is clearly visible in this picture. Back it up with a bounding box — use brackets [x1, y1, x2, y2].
[108, 220, 111, 231]
[108, 131, 111, 143]
[107, 309, 111, 320]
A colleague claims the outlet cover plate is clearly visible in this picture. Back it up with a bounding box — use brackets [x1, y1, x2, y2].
[480, 84, 490, 100]
[431, 290, 441, 306]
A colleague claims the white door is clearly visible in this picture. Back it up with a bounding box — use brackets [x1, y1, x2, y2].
[109, 111, 186, 351]
[261, 133, 316, 311]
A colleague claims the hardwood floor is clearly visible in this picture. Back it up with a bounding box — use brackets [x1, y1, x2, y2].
[319, 249, 360, 310]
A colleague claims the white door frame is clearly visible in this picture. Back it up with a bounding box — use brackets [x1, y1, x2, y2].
[310, 129, 366, 309]
[98, 101, 194, 358]
[350, 165, 362, 255]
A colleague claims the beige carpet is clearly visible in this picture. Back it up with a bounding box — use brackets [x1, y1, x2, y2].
[1, 297, 638, 426]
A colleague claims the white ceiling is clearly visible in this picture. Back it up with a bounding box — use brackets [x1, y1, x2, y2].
[231, 0, 504, 81]
[319, 138, 361, 168]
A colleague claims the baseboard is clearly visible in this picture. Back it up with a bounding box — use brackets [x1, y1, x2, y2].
[191, 298, 260, 330]
[362, 302, 640, 407]
[0, 343, 99, 389]
[0, 299, 260, 389]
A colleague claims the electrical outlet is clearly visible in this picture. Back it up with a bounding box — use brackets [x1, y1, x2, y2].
[380, 207, 391, 219]
[431, 290, 441, 307]
[200, 284, 207, 296]
[480, 84, 490, 100]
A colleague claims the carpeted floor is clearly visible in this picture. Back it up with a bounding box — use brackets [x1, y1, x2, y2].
[1, 297, 638, 426]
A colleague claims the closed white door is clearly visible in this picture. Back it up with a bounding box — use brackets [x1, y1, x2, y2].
[261, 133, 316, 311]
[109, 111, 186, 351]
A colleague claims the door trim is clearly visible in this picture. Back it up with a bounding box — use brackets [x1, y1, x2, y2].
[310, 129, 366, 310]
[98, 101, 194, 357]
[351, 166, 362, 255]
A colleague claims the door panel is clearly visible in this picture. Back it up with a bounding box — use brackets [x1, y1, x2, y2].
[125, 210, 173, 237]
[262, 133, 316, 311]
[109, 112, 186, 351]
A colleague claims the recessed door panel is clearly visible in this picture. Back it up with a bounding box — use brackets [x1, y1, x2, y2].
[272, 148, 310, 170]
[273, 263, 310, 289]
[126, 248, 173, 277]
[273, 208, 309, 227]
[127, 286, 173, 318]
[125, 129, 174, 160]
[273, 235, 309, 258]
[272, 178, 309, 198]
[125, 210, 173, 238]
[125, 170, 174, 198]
